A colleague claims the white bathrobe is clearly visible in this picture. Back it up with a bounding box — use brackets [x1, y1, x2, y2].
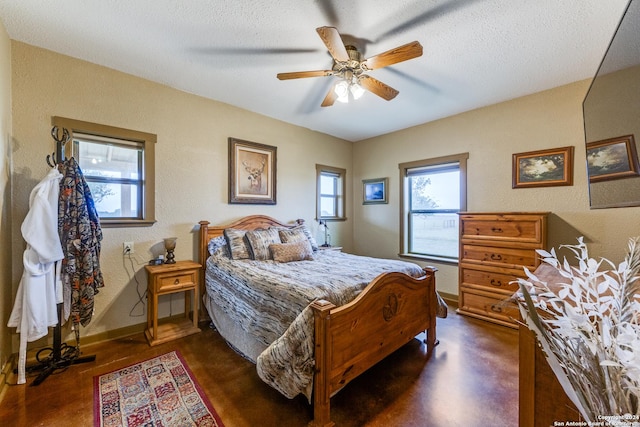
[8, 167, 64, 384]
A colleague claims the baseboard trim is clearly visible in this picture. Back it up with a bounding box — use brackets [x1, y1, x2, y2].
[79, 322, 147, 348]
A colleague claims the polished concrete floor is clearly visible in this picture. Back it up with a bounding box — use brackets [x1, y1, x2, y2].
[0, 307, 519, 426]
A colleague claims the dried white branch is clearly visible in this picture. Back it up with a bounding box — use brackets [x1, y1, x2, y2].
[516, 237, 640, 421]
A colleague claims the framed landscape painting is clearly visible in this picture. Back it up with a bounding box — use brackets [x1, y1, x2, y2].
[586, 135, 640, 183]
[229, 137, 277, 204]
[512, 146, 574, 188]
[363, 177, 388, 204]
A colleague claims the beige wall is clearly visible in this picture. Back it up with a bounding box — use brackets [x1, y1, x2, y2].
[9, 42, 352, 344]
[0, 21, 12, 373]
[353, 81, 640, 296]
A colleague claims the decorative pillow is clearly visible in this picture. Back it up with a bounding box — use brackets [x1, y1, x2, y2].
[245, 228, 281, 260]
[279, 224, 319, 251]
[269, 240, 314, 263]
[208, 235, 228, 256]
[278, 227, 308, 244]
[223, 228, 251, 260]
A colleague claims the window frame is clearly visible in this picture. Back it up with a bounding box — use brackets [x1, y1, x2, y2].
[52, 116, 156, 227]
[399, 153, 469, 263]
[316, 164, 347, 221]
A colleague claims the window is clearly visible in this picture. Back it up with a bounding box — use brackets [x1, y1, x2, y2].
[399, 153, 468, 262]
[52, 117, 156, 227]
[316, 164, 346, 220]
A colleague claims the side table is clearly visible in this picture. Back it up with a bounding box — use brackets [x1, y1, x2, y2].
[144, 260, 201, 346]
[318, 246, 342, 252]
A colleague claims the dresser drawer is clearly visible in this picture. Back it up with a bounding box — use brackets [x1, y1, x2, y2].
[460, 214, 545, 244]
[157, 271, 197, 292]
[461, 244, 538, 270]
[459, 288, 520, 325]
[460, 267, 522, 294]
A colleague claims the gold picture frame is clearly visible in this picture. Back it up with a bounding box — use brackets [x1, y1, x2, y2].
[229, 137, 277, 204]
[512, 146, 574, 188]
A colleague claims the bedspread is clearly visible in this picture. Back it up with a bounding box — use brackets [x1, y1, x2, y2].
[205, 244, 436, 400]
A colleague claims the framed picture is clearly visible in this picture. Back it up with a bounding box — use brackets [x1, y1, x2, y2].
[586, 135, 640, 183]
[363, 177, 388, 204]
[512, 146, 574, 188]
[229, 137, 277, 204]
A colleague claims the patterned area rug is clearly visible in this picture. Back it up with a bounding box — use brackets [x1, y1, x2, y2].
[94, 350, 224, 427]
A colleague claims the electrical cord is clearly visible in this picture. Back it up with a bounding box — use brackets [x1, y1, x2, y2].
[123, 250, 146, 317]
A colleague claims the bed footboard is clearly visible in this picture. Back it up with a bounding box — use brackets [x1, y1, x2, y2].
[309, 266, 437, 427]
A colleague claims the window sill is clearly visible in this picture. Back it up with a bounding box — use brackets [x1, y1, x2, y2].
[100, 219, 157, 228]
[398, 253, 459, 266]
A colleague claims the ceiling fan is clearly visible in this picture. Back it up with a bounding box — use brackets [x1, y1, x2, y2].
[277, 26, 423, 107]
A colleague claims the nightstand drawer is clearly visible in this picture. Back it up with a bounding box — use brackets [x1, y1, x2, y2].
[158, 272, 197, 292]
[461, 244, 538, 270]
[460, 214, 544, 244]
[460, 267, 522, 294]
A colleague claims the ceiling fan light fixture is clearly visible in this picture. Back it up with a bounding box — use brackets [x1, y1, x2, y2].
[335, 80, 350, 103]
[350, 81, 365, 100]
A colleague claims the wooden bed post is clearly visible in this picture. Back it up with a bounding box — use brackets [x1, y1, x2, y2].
[198, 220, 210, 267]
[423, 266, 438, 352]
[198, 221, 210, 321]
[310, 299, 336, 427]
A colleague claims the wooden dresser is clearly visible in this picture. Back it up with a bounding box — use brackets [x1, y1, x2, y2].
[457, 212, 549, 328]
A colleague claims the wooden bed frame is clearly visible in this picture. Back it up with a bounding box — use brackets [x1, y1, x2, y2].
[198, 215, 438, 427]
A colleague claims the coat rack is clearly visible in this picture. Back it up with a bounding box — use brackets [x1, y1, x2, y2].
[21, 126, 96, 386]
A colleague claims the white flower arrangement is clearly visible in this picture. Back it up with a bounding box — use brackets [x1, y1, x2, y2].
[516, 237, 640, 424]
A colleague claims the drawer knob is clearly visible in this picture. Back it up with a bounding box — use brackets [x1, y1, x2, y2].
[490, 254, 503, 261]
[491, 227, 503, 233]
[174, 278, 180, 285]
[490, 304, 503, 313]
[490, 279, 502, 287]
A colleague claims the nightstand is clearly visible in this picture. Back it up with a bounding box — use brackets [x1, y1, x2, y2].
[144, 260, 201, 346]
[318, 246, 342, 252]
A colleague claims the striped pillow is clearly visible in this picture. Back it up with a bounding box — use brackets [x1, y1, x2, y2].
[223, 228, 250, 260]
[245, 228, 281, 260]
[278, 228, 307, 244]
[279, 224, 319, 251]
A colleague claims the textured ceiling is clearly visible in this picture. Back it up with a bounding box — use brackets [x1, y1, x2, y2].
[0, 0, 631, 141]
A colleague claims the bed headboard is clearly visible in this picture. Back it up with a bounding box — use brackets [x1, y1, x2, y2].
[198, 215, 303, 267]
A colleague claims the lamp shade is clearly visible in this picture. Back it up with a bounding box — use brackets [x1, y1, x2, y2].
[334, 80, 349, 103]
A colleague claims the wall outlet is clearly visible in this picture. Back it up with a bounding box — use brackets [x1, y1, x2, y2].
[123, 241, 134, 254]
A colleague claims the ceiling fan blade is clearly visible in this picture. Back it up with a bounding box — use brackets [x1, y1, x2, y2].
[193, 47, 320, 55]
[316, 0, 339, 27]
[359, 76, 399, 101]
[316, 26, 350, 62]
[277, 70, 334, 80]
[362, 41, 423, 70]
[372, 0, 481, 43]
[321, 85, 338, 107]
